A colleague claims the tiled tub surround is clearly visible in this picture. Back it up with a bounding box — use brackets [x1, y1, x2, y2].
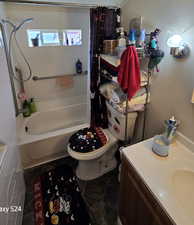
[121, 132, 194, 225]
[17, 103, 89, 169]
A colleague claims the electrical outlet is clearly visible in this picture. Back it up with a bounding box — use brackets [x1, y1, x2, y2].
[191, 89, 194, 103]
[0, 143, 6, 153]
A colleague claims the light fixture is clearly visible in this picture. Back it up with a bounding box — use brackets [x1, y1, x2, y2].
[167, 35, 183, 47]
[167, 34, 190, 58]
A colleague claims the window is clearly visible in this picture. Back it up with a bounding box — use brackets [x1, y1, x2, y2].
[27, 29, 82, 47]
[27, 30, 41, 47]
[64, 30, 82, 46]
[41, 31, 60, 46]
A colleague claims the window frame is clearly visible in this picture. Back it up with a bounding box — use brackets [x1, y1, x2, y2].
[27, 29, 82, 48]
[40, 29, 61, 47]
[63, 29, 82, 46]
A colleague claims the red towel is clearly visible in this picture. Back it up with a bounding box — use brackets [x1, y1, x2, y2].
[118, 46, 141, 100]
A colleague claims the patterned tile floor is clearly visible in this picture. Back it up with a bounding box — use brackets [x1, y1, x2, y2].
[22, 157, 119, 225]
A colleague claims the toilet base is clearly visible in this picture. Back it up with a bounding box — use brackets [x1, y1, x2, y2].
[76, 144, 118, 181]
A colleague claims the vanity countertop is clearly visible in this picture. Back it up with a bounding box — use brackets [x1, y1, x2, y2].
[123, 133, 194, 225]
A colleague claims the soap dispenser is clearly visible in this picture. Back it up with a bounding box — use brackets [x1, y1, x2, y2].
[164, 116, 179, 143]
[152, 116, 179, 157]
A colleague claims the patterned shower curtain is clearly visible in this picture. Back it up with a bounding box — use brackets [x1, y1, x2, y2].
[90, 7, 120, 128]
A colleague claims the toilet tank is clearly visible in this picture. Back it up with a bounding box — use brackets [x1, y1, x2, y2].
[106, 102, 137, 141]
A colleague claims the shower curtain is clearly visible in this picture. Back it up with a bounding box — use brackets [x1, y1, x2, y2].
[90, 7, 120, 128]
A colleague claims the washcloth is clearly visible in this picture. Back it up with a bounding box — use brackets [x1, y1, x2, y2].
[118, 46, 141, 100]
[56, 75, 74, 88]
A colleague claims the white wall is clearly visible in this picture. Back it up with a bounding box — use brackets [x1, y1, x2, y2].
[21, 0, 118, 7]
[0, 3, 25, 225]
[122, 0, 194, 141]
[6, 4, 90, 111]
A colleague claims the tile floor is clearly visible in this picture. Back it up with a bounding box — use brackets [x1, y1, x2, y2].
[22, 157, 119, 225]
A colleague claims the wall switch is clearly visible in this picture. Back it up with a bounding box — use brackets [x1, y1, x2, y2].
[191, 89, 194, 104]
[0, 144, 6, 153]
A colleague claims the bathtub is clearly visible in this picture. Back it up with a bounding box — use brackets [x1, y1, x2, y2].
[18, 103, 89, 169]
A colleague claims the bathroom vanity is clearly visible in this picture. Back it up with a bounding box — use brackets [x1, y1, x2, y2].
[119, 155, 175, 225]
[119, 134, 194, 225]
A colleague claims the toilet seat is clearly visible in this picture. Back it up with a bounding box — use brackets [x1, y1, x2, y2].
[68, 129, 118, 180]
[68, 129, 117, 160]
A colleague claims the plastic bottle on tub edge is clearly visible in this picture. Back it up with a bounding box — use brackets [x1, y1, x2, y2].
[76, 59, 83, 74]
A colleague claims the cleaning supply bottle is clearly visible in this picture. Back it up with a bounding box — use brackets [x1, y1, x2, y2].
[128, 29, 136, 45]
[76, 59, 82, 74]
[29, 98, 37, 113]
[22, 100, 31, 117]
[139, 29, 146, 47]
[118, 27, 127, 47]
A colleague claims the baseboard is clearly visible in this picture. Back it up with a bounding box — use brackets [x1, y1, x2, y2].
[23, 152, 69, 170]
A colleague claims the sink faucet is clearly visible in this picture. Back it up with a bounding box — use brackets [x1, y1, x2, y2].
[164, 116, 180, 143]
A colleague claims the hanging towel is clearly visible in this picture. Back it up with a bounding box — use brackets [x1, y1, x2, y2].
[118, 46, 141, 100]
[56, 75, 74, 88]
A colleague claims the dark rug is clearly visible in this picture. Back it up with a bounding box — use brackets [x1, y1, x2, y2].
[33, 165, 91, 225]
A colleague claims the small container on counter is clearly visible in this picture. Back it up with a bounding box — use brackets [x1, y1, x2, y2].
[152, 135, 170, 157]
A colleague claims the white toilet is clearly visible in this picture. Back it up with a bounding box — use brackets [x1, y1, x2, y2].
[68, 102, 137, 180]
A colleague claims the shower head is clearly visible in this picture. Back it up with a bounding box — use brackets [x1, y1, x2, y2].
[15, 18, 34, 31]
[2, 18, 34, 32]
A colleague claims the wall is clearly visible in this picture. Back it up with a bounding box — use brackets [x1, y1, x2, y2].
[19, 0, 119, 7]
[6, 3, 90, 112]
[0, 3, 25, 225]
[122, 0, 194, 141]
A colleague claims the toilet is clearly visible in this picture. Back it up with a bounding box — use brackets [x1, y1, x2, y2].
[68, 102, 137, 180]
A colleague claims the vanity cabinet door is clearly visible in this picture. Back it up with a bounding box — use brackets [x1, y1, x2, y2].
[119, 156, 175, 225]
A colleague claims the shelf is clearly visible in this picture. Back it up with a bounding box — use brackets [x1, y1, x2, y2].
[100, 54, 120, 68]
[100, 69, 149, 88]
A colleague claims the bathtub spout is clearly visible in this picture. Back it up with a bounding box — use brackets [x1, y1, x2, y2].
[17, 108, 29, 116]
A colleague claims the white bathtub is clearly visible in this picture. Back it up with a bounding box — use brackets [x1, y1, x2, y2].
[18, 103, 89, 169]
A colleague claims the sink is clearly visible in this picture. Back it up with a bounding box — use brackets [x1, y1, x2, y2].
[172, 170, 194, 221]
[123, 135, 194, 225]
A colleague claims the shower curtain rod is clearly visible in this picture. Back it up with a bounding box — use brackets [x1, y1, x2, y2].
[4, 0, 119, 9]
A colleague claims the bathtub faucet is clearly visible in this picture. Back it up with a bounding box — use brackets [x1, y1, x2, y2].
[17, 108, 29, 116]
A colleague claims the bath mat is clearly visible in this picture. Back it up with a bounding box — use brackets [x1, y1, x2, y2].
[33, 165, 91, 225]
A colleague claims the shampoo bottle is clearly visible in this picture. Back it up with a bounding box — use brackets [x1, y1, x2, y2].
[76, 59, 82, 74]
[128, 29, 136, 45]
[118, 27, 127, 47]
[29, 98, 37, 113]
[23, 100, 31, 117]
